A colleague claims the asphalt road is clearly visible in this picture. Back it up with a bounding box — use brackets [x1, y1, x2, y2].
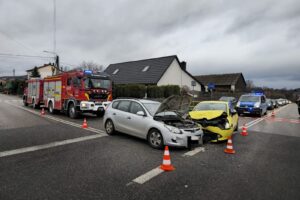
[0, 94, 299, 200]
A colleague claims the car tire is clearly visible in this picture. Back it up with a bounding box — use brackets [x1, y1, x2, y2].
[48, 101, 56, 114]
[97, 111, 105, 118]
[23, 97, 28, 106]
[259, 110, 263, 117]
[68, 103, 78, 119]
[147, 129, 164, 149]
[234, 122, 239, 132]
[105, 119, 115, 135]
[32, 99, 39, 109]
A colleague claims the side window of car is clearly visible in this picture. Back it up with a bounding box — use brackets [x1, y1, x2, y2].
[112, 101, 120, 109]
[117, 100, 131, 112]
[129, 102, 144, 114]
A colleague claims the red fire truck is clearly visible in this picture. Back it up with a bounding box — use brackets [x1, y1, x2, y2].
[23, 78, 44, 109]
[23, 70, 112, 118]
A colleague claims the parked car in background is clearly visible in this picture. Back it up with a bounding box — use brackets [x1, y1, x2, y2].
[271, 99, 279, 108]
[266, 99, 274, 110]
[297, 98, 300, 115]
[236, 93, 268, 117]
[219, 96, 237, 107]
[103, 95, 203, 149]
[189, 101, 238, 142]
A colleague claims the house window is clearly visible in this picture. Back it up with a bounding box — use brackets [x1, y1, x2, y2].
[142, 66, 150, 72]
[113, 69, 119, 75]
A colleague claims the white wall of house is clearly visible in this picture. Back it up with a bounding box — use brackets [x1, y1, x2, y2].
[157, 59, 201, 91]
[27, 65, 57, 79]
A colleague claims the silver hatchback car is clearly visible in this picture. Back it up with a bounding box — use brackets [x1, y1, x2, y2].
[103, 96, 203, 149]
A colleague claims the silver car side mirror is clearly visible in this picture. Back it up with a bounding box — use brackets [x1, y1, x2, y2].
[136, 111, 145, 116]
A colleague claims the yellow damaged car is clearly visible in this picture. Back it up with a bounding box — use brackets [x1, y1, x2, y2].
[189, 101, 238, 142]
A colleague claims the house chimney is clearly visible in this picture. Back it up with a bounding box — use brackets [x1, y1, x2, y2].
[180, 61, 186, 70]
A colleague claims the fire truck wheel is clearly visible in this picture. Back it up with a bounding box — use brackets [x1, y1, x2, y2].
[48, 101, 56, 114]
[68, 103, 78, 119]
[97, 111, 105, 117]
[23, 98, 28, 106]
[32, 99, 39, 109]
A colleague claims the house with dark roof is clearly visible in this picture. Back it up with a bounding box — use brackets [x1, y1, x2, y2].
[105, 55, 203, 92]
[194, 73, 246, 92]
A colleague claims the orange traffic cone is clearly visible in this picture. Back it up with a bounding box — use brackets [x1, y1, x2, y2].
[271, 110, 275, 117]
[224, 136, 235, 154]
[160, 146, 175, 171]
[40, 108, 45, 116]
[82, 118, 88, 128]
[240, 125, 248, 136]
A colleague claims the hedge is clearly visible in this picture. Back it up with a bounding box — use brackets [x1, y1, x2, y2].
[113, 84, 180, 98]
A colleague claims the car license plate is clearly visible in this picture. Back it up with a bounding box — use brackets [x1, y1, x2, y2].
[191, 136, 199, 141]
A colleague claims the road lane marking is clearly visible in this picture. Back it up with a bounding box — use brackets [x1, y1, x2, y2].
[0, 134, 104, 158]
[4, 102, 106, 135]
[245, 105, 288, 129]
[131, 167, 164, 184]
[183, 147, 205, 157]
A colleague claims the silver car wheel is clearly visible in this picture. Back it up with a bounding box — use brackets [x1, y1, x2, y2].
[148, 130, 163, 148]
[105, 120, 115, 135]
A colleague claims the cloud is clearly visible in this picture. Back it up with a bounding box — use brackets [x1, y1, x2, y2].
[0, 0, 299, 89]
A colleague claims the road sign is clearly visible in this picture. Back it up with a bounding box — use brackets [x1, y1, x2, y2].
[208, 83, 215, 90]
[191, 80, 196, 86]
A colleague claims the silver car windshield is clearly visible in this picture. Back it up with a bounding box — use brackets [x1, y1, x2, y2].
[142, 102, 161, 116]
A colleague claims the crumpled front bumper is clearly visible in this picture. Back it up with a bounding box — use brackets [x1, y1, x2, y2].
[164, 129, 204, 149]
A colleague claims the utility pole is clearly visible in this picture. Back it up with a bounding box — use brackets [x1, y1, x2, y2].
[53, 0, 56, 53]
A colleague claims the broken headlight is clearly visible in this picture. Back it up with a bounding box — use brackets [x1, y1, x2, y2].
[164, 125, 182, 134]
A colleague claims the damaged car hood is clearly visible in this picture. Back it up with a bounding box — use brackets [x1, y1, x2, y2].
[189, 110, 225, 120]
[155, 95, 192, 117]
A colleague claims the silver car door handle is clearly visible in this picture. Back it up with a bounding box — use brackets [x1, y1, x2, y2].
[127, 116, 131, 119]
[113, 113, 116, 115]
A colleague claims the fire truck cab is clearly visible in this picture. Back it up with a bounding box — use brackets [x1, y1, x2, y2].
[43, 70, 112, 118]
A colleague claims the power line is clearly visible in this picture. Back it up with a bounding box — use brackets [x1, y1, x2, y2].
[0, 53, 53, 59]
[0, 31, 44, 55]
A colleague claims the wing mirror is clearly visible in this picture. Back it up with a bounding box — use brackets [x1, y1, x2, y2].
[231, 109, 237, 115]
[136, 111, 146, 116]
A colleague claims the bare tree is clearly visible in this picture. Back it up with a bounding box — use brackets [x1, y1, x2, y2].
[246, 80, 255, 91]
[74, 61, 103, 71]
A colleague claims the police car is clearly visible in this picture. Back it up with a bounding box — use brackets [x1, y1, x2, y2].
[236, 92, 268, 117]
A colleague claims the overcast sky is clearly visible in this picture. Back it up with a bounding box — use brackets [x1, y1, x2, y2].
[0, 0, 299, 89]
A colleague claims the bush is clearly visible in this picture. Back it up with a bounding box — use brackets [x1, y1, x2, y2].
[113, 84, 180, 99]
[114, 84, 146, 98]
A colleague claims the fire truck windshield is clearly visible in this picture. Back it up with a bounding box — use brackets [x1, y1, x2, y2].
[84, 78, 110, 89]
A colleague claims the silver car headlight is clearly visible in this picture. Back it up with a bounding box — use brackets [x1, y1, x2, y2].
[164, 125, 182, 134]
